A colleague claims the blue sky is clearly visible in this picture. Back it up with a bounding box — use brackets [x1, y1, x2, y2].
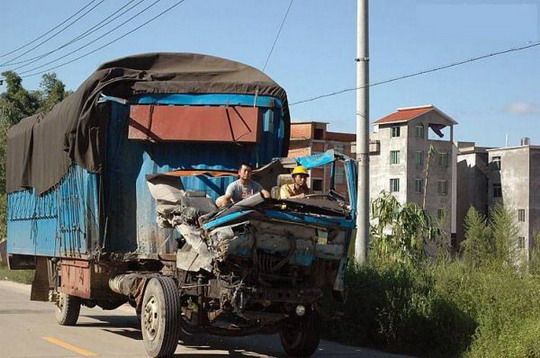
[1, 0, 539, 147]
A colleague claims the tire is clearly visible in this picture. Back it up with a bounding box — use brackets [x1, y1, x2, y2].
[279, 311, 321, 357]
[55, 292, 81, 326]
[141, 277, 181, 358]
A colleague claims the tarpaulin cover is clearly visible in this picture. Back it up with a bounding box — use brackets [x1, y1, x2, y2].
[6, 53, 290, 194]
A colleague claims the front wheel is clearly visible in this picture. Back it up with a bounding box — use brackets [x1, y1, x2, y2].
[141, 277, 181, 358]
[55, 292, 81, 326]
[279, 310, 321, 357]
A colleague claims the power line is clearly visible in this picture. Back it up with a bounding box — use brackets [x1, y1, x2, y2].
[290, 40, 540, 106]
[0, 0, 105, 66]
[19, 0, 163, 75]
[22, 0, 187, 78]
[0, 1, 101, 59]
[262, 0, 294, 72]
[7, 0, 145, 70]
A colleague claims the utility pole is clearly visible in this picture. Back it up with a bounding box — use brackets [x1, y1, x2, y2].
[355, 0, 369, 264]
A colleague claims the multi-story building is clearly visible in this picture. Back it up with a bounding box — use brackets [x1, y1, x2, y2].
[455, 142, 490, 244]
[486, 143, 540, 261]
[288, 122, 355, 196]
[369, 105, 457, 240]
[456, 140, 540, 262]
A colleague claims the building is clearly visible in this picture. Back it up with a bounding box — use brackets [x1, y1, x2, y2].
[455, 142, 490, 244]
[369, 105, 457, 241]
[288, 122, 355, 195]
[487, 144, 540, 261]
[456, 140, 540, 262]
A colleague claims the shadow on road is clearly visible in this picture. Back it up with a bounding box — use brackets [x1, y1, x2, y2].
[84, 314, 284, 357]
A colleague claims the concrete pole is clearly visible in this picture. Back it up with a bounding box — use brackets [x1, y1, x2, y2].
[355, 0, 369, 264]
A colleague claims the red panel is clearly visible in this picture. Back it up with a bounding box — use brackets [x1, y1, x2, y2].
[128, 105, 261, 143]
[60, 259, 91, 299]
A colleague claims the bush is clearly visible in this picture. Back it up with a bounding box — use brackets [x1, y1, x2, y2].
[321, 261, 540, 357]
[322, 262, 476, 357]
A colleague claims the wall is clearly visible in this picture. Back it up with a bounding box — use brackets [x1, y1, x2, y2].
[488, 147, 530, 260]
[456, 151, 489, 243]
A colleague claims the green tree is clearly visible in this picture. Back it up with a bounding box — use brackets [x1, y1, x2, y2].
[461, 206, 492, 268]
[489, 204, 520, 268]
[370, 191, 439, 266]
[0, 71, 41, 125]
[39, 73, 68, 113]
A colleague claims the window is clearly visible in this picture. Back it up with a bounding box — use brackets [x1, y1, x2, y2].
[391, 126, 400, 137]
[491, 156, 501, 170]
[390, 178, 400, 192]
[334, 143, 345, 154]
[314, 128, 324, 140]
[438, 152, 449, 168]
[414, 151, 424, 167]
[415, 178, 424, 193]
[390, 150, 400, 164]
[518, 209, 526, 222]
[518, 237, 526, 249]
[493, 184, 502, 198]
[438, 180, 448, 196]
[437, 209, 445, 220]
[415, 125, 425, 138]
[335, 166, 345, 185]
[312, 179, 323, 191]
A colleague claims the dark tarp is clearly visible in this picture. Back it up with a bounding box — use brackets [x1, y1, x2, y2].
[6, 53, 290, 194]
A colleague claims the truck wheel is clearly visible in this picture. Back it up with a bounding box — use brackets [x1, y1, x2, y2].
[141, 277, 181, 358]
[55, 292, 81, 326]
[279, 311, 320, 357]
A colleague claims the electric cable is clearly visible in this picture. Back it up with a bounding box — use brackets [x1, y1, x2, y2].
[7, 0, 145, 70]
[21, 0, 187, 78]
[0, 0, 105, 66]
[290, 40, 540, 106]
[0, 0, 100, 59]
[262, 0, 294, 72]
[19, 0, 164, 75]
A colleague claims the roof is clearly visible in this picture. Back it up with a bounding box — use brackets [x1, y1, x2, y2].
[374, 105, 457, 125]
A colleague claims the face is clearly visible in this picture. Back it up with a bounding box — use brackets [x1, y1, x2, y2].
[238, 165, 252, 180]
[293, 174, 308, 187]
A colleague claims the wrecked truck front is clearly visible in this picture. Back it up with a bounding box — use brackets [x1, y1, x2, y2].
[155, 150, 357, 310]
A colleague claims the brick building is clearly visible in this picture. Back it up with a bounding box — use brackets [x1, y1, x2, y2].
[288, 122, 355, 195]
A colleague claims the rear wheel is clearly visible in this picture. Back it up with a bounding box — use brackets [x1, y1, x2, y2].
[279, 311, 320, 357]
[55, 292, 81, 326]
[141, 277, 181, 358]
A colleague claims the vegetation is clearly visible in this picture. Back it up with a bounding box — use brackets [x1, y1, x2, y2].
[0, 264, 34, 284]
[322, 193, 540, 358]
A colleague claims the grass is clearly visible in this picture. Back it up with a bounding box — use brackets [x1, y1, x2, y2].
[321, 261, 540, 358]
[0, 264, 34, 284]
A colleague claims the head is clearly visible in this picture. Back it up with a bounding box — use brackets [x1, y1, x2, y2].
[238, 162, 253, 181]
[291, 166, 309, 187]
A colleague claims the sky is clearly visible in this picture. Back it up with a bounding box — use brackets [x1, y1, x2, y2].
[0, 0, 539, 147]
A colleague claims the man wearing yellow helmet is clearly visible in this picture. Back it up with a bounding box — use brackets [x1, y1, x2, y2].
[280, 166, 312, 199]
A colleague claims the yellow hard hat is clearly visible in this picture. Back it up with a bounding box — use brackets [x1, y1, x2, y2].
[292, 166, 309, 177]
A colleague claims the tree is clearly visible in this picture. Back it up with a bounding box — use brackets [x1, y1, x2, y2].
[371, 191, 439, 266]
[39, 73, 68, 113]
[489, 204, 519, 268]
[0, 71, 42, 125]
[461, 206, 492, 268]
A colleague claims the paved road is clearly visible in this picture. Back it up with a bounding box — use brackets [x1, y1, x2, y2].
[0, 280, 403, 357]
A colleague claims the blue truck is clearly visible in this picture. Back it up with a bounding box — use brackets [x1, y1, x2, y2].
[6, 53, 357, 358]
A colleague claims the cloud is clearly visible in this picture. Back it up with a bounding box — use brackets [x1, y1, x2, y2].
[505, 102, 539, 115]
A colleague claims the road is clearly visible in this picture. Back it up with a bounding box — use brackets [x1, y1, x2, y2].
[0, 280, 403, 357]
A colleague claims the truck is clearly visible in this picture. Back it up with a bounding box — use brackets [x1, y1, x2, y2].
[6, 53, 357, 357]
